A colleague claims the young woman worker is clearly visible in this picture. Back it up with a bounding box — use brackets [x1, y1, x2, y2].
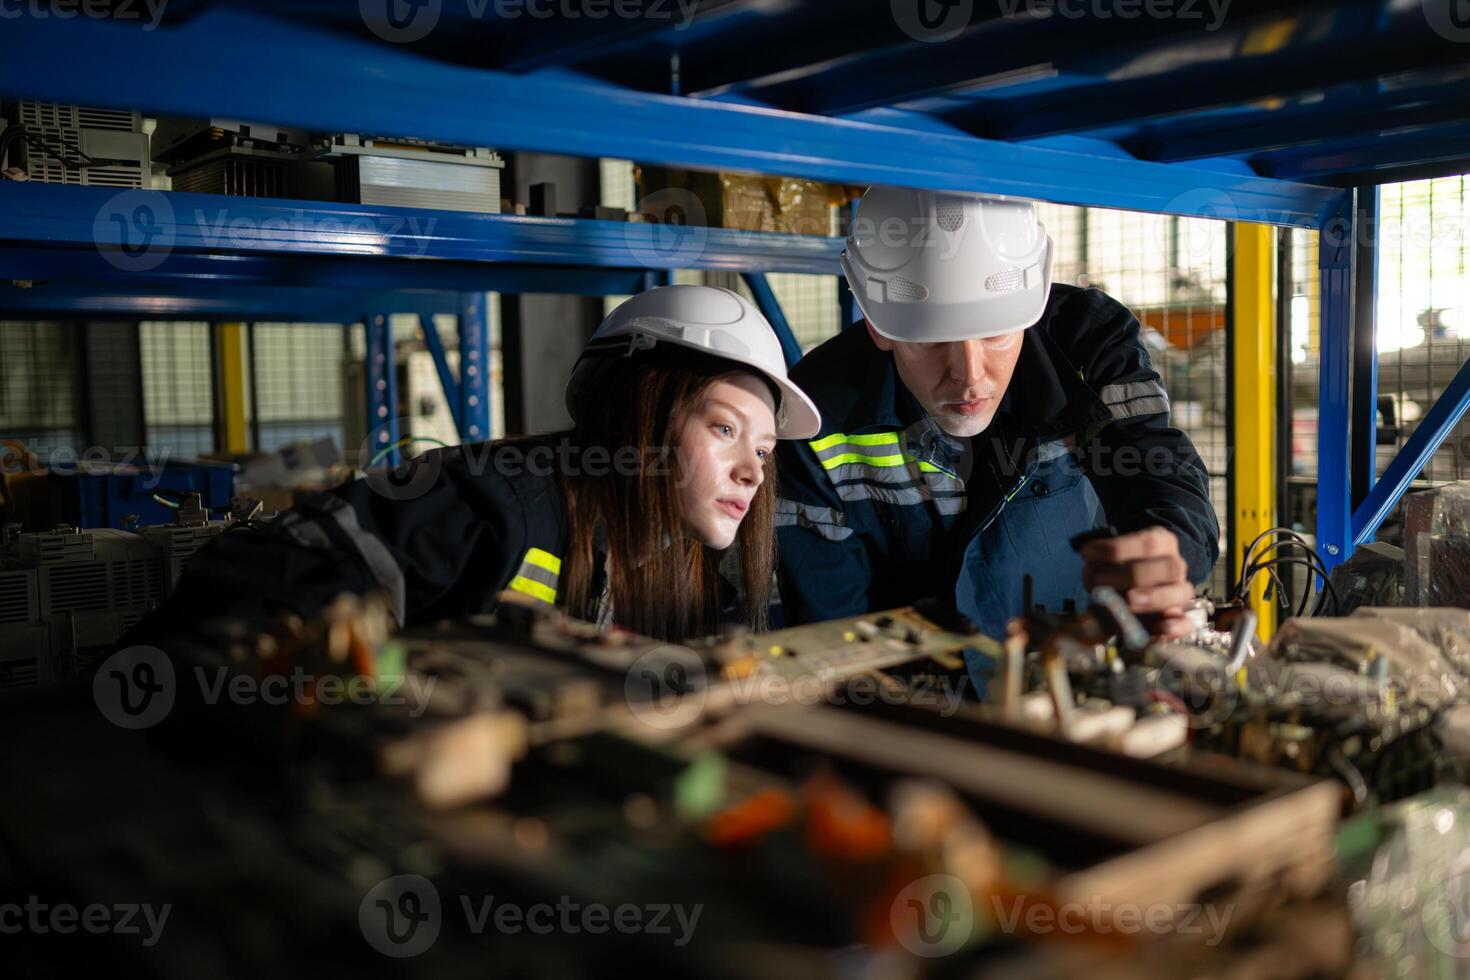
[135, 285, 821, 645]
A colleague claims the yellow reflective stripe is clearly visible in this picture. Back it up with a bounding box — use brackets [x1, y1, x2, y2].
[523, 547, 561, 575]
[819, 451, 907, 470]
[809, 430, 902, 452]
[916, 460, 944, 474]
[846, 432, 902, 446]
[509, 575, 557, 604]
[809, 432, 846, 452]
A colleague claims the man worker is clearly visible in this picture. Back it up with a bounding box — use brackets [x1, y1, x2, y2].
[775, 186, 1220, 639]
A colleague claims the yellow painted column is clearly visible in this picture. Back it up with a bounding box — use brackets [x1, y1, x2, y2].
[214, 322, 249, 454]
[1231, 225, 1277, 638]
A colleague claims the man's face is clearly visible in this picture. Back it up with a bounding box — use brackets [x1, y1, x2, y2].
[868, 323, 1025, 437]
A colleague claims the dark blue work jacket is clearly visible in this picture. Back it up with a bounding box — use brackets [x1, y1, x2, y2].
[775, 285, 1220, 638]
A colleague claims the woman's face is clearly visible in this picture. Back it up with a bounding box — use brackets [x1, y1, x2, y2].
[674, 374, 778, 550]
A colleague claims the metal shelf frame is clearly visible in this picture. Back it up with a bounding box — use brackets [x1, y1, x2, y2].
[1, 1, 1468, 556]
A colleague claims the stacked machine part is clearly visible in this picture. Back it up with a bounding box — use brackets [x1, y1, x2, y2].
[1, 101, 148, 187]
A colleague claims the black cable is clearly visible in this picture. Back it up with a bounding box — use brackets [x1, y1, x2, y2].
[1249, 538, 1331, 576]
[1238, 527, 1313, 594]
[1249, 540, 1333, 612]
[1241, 557, 1312, 617]
[1241, 556, 1341, 618]
[23, 131, 93, 169]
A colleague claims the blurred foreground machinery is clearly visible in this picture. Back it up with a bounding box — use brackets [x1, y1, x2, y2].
[0, 589, 1353, 979]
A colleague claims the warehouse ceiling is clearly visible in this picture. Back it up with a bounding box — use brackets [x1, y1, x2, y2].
[200, 0, 1470, 187]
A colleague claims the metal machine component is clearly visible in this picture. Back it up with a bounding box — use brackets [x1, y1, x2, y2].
[1, 100, 147, 188]
[315, 134, 505, 214]
[0, 506, 232, 686]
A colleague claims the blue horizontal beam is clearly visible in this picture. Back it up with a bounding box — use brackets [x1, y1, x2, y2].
[954, 2, 1461, 144]
[716, 1, 1298, 116]
[1260, 125, 1470, 183]
[0, 6, 1342, 227]
[0, 244, 653, 297]
[0, 183, 843, 276]
[1140, 78, 1470, 163]
[1353, 356, 1470, 546]
[0, 283, 459, 320]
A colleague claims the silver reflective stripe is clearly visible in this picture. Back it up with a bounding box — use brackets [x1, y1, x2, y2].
[1099, 380, 1170, 420]
[514, 558, 559, 592]
[1034, 438, 1074, 462]
[936, 496, 969, 515]
[825, 462, 963, 487]
[279, 497, 408, 626]
[775, 498, 854, 542]
[834, 480, 967, 512]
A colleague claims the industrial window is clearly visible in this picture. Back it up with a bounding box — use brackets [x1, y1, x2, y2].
[0, 321, 80, 457]
[249, 323, 346, 452]
[139, 321, 214, 459]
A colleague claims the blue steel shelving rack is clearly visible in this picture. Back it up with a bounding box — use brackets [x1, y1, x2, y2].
[1, 1, 1469, 561]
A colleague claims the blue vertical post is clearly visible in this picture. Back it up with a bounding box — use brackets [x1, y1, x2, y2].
[459, 292, 491, 443]
[1317, 193, 1355, 570]
[418, 312, 465, 439]
[1350, 187, 1380, 512]
[365, 310, 400, 468]
[641, 270, 673, 290]
[742, 271, 802, 368]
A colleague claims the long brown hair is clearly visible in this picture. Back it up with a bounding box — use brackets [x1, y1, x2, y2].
[561, 350, 777, 643]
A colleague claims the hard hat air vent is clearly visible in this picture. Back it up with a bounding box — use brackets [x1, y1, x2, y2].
[887, 277, 930, 303]
[984, 267, 1026, 293]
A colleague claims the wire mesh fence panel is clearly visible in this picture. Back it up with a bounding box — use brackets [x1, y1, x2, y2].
[1288, 174, 1470, 547]
[0, 321, 80, 459]
[1039, 203, 1231, 598]
[139, 322, 214, 460]
[1376, 178, 1470, 489]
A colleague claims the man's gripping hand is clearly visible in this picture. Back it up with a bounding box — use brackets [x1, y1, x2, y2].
[1079, 526, 1196, 640]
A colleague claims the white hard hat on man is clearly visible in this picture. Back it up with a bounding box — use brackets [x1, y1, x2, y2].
[841, 186, 1054, 343]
